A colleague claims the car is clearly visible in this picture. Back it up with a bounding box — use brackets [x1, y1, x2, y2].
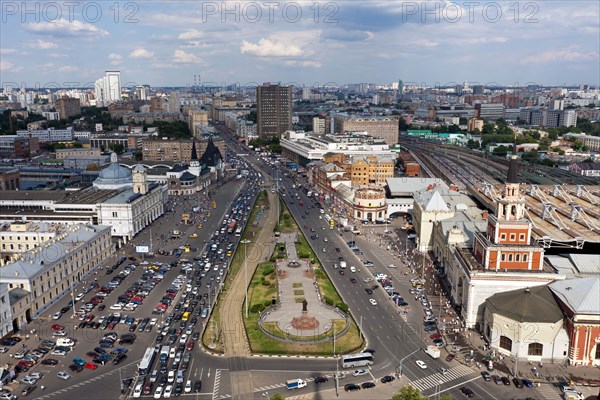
[193, 380, 202, 393]
[69, 364, 84, 372]
[353, 369, 368, 377]
[21, 375, 38, 385]
[361, 381, 376, 389]
[501, 376, 511, 386]
[51, 324, 65, 331]
[460, 387, 475, 397]
[492, 375, 502, 384]
[163, 384, 173, 398]
[153, 386, 163, 399]
[133, 383, 143, 398]
[21, 385, 37, 396]
[143, 381, 154, 395]
[365, 288, 373, 295]
[350, 278, 357, 283]
[381, 375, 395, 383]
[314, 376, 329, 384]
[184, 379, 192, 393]
[430, 333, 442, 340]
[522, 378, 533, 388]
[84, 362, 98, 370]
[51, 349, 67, 356]
[416, 360, 427, 369]
[481, 371, 491, 381]
[42, 358, 59, 366]
[369, 299, 378, 306]
[53, 311, 62, 320]
[513, 377, 524, 388]
[53, 330, 67, 336]
[73, 357, 85, 365]
[344, 383, 361, 392]
[57, 371, 71, 380]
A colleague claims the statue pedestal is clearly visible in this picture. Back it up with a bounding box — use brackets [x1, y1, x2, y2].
[291, 311, 320, 330]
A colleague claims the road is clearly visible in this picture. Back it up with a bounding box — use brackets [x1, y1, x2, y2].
[10, 131, 558, 400]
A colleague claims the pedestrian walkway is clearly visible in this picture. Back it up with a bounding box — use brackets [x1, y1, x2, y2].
[410, 364, 476, 392]
[535, 382, 562, 399]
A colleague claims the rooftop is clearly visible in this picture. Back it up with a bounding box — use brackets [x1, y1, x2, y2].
[0, 224, 111, 280]
[550, 276, 600, 315]
[486, 285, 564, 323]
[386, 177, 449, 197]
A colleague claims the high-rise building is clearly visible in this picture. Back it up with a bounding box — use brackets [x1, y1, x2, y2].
[135, 85, 150, 101]
[474, 103, 505, 121]
[55, 97, 81, 119]
[256, 84, 292, 139]
[95, 70, 121, 106]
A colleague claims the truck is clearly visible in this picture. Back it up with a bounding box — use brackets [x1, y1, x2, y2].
[227, 220, 237, 234]
[159, 346, 170, 362]
[340, 261, 347, 269]
[286, 379, 307, 390]
[425, 345, 441, 359]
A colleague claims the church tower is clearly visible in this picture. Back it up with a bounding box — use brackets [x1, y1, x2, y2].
[189, 139, 201, 177]
[472, 145, 544, 271]
[132, 163, 148, 194]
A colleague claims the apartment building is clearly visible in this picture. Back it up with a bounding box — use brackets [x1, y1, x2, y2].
[334, 114, 399, 146]
[142, 137, 226, 162]
[55, 97, 81, 119]
[323, 153, 394, 187]
[256, 84, 292, 139]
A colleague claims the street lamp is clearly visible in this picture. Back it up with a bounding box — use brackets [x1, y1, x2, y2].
[241, 239, 251, 319]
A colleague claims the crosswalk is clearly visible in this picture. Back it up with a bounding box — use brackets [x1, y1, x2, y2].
[535, 383, 562, 399]
[253, 377, 316, 393]
[410, 364, 475, 392]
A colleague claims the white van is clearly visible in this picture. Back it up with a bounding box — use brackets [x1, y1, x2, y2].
[350, 266, 356, 273]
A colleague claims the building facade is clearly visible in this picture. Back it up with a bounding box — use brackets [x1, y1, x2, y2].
[1, 223, 112, 332]
[55, 148, 102, 159]
[256, 84, 292, 139]
[334, 114, 399, 146]
[55, 97, 81, 119]
[142, 137, 226, 162]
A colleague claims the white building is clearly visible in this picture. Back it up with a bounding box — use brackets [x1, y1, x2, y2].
[0, 223, 112, 331]
[16, 127, 74, 142]
[0, 283, 11, 338]
[281, 130, 395, 167]
[95, 70, 122, 106]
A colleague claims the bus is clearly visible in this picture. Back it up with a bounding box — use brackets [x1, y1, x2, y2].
[139, 347, 157, 376]
[182, 311, 190, 322]
[340, 353, 374, 368]
[329, 219, 335, 230]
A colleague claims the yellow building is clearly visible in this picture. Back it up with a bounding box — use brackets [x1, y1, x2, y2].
[323, 153, 395, 187]
[467, 117, 484, 132]
[188, 109, 209, 135]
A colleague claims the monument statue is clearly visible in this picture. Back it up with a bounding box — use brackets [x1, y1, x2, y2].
[302, 299, 308, 312]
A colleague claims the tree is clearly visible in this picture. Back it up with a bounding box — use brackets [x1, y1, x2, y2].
[270, 393, 285, 400]
[440, 395, 454, 400]
[392, 385, 427, 400]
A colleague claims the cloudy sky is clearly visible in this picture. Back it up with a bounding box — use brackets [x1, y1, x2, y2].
[1, 1, 598, 88]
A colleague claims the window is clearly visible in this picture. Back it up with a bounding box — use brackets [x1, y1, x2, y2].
[499, 336, 512, 351]
[508, 254, 513, 261]
[595, 345, 600, 360]
[528, 343, 543, 356]
[515, 254, 520, 262]
[500, 233, 506, 240]
[519, 233, 526, 241]
[112, 212, 118, 218]
[523, 254, 528, 262]
[501, 254, 506, 261]
[510, 233, 516, 241]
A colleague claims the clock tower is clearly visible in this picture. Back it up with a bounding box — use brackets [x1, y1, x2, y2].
[132, 163, 148, 194]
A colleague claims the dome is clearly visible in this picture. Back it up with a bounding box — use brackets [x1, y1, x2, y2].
[93, 153, 133, 190]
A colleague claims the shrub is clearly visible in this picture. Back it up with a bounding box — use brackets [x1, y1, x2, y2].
[336, 302, 349, 313]
[323, 296, 334, 306]
[261, 280, 270, 286]
[250, 303, 266, 314]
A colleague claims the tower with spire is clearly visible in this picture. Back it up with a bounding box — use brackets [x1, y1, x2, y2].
[189, 139, 201, 177]
[471, 140, 544, 271]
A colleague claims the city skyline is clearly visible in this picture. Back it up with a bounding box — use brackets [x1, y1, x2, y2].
[0, 1, 599, 87]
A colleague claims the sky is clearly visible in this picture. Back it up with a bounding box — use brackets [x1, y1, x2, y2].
[0, 1, 599, 89]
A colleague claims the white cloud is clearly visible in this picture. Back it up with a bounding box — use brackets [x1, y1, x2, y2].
[151, 63, 175, 69]
[58, 66, 79, 72]
[27, 39, 58, 49]
[523, 46, 598, 64]
[108, 53, 123, 66]
[178, 29, 204, 40]
[23, 19, 108, 37]
[285, 60, 321, 68]
[173, 49, 199, 63]
[0, 61, 22, 72]
[130, 48, 155, 58]
[0, 48, 17, 54]
[241, 38, 303, 57]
